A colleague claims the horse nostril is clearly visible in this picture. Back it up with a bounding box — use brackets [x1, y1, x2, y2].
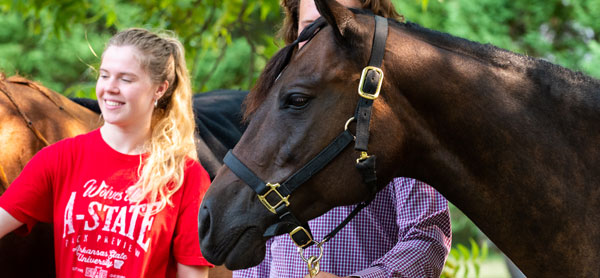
[198, 204, 211, 240]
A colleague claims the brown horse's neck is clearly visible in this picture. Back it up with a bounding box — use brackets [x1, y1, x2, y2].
[0, 77, 101, 184]
[382, 23, 600, 276]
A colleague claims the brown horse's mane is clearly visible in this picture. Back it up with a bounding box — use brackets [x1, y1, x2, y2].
[243, 43, 297, 121]
[396, 20, 599, 86]
[245, 10, 600, 121]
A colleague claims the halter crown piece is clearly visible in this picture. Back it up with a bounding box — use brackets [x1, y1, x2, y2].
[223, 14, 388, 277]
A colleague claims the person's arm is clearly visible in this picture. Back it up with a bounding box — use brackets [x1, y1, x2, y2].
[176, 263, 208, 278]
[0, 142, 61, 236]
[0, 207, 23, 238]
[351, 178, 452, 278]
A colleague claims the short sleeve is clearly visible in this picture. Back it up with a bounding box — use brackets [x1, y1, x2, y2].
[0, 145, 57, 233]
[172, 160, 213, 267]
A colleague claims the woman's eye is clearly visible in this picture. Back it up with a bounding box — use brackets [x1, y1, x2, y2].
[121, 78, 132, 83]
[287, 94, 310, 108]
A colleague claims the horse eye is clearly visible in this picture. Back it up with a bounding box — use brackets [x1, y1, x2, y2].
[287, 94, 311, 108]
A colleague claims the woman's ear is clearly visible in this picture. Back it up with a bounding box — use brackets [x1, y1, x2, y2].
[155, 80, 169, 101]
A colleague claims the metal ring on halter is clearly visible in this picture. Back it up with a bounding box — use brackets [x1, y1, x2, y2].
[297, 241, 324, 263]
[344, 117, 356, 140]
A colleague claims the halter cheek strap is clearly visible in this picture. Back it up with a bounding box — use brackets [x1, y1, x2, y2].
[224, 130, 356, 247]
[223, 15, 389, 249]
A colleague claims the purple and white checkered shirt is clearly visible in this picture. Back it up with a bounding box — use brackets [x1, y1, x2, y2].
[233, 178, 451, 278]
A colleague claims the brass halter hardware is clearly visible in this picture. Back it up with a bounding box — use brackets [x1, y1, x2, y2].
[357, 151, 370, 163]
[298, 241, 324, 278]
[358, 66, 384, 100]
[290, 226, 314, 248]
[344, 118, 371, 163]
[257, 182, 290, 214]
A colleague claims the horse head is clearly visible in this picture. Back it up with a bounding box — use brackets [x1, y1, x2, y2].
[199, 0, 407, 269]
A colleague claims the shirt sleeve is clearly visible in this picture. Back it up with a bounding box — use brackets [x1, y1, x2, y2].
[0, 145, 57, 234]
[232, 237, 273, 277]
[351, 178, 452, 278]
[172, 160, 214, 267]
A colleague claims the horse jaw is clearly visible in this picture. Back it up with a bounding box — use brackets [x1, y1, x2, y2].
[199, 167, 273, 269]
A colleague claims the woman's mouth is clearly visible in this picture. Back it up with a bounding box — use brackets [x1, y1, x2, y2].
[104, 99, 125, 108]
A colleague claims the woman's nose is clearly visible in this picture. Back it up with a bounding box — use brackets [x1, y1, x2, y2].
[106, 79, 119, 94]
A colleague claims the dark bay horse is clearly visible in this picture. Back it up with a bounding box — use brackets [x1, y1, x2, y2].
[1, 73, 246, 277]
[199, 0, 600, 276]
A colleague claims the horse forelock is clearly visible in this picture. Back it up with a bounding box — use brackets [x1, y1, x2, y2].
[243, 10, 378, 122]
[243, 19, 331, 122]
[243, 44, 296, 122]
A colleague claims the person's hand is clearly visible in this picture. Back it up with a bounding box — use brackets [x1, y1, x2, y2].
[302, 272, 345, 278]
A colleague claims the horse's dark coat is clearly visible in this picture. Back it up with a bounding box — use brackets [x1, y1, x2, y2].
[199, 0, 600, 276]
[191, 90, 248, 179]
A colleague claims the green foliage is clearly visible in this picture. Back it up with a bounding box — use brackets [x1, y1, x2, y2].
[0, 11, 107, 94]
[2, 0, 598, 96]
[0, 0, 283, 93]
[442, 238, 489, 278]
[448, 203, 485, 246]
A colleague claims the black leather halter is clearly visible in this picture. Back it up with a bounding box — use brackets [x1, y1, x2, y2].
[224, 15, 388, 249]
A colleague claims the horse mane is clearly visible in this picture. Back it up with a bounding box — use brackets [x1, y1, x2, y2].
[245, 11, 599, 121]
[243, 16, 330, 121]
[243, 44, 296, 121]
[395, 20, 599, 87]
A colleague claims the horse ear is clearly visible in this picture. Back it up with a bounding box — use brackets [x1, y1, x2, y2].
[315, 0, 359, 46]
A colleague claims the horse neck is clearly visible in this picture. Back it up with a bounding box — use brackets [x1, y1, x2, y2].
[381, 25, 600, 275]
[8, 78, 101, 141]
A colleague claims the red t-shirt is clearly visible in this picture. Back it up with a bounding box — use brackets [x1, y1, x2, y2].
[0, 129, 212, 278]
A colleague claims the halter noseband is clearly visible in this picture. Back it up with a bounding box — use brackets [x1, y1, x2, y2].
[224, 15, 388, 249]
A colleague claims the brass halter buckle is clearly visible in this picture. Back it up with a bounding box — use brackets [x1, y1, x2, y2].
[289, 226, 314, 248]
[258, 183, 290, 214]
[356, 151, 370, 163]
[358, 66, 384, 100]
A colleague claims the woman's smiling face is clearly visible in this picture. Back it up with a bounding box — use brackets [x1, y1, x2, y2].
[96, 45, 162, 129]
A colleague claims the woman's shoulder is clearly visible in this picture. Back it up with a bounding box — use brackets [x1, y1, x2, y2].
[184, 157, 210, 181]
[39, 129, 100, 156]
[180, 157, 211, 195]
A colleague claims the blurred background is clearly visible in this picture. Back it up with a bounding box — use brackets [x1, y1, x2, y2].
[1, 0, 599, 276]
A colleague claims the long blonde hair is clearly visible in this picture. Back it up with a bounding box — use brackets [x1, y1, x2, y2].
[105, 28, 197, 214]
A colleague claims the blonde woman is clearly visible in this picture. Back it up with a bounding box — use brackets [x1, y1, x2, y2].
[0, 28, 211, 278]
